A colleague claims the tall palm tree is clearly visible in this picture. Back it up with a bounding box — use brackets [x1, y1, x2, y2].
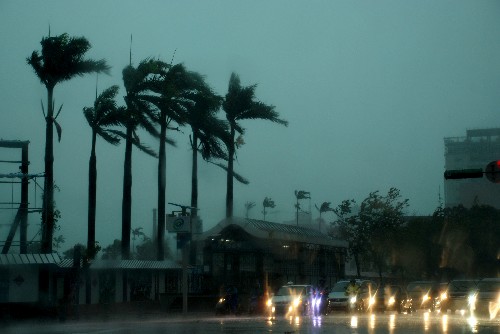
[27, 33, 109, 253]
[222, 73, 288, 218]
[149, 63, 194, 260]
[183, 72, 227, 220]
[113, 59, 165, 260]
[83, 85, 121, 255]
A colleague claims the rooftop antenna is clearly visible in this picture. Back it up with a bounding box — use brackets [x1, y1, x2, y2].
[129, 34, 132, 66]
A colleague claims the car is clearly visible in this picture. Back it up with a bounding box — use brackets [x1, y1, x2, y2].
[370, 284, 410, 313]
[405, 281, 441, 312]
[327, 279, 376, 313]
[266, 284, 314, 316]
[440, 279, 479, 314]
[472, 278, 500, 318]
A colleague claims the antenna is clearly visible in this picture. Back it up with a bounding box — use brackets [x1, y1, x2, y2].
[129, 34, 133, 66]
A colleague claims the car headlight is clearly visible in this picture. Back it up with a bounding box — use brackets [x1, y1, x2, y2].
[468, 294, 476, 305]
[293, 298, 301, 308]
[266, 299, 272, 307]
[350, 296, 357, 304]
[423, 294, 430, 302]
[440, 292, 447, 300]
[369, 296, 376, 306]
[388, 296, 395, 305]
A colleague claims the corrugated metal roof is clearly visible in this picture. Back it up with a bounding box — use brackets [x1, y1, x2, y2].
[246, 219, 325, 238]
[197, 217, 348, 248]
[59, 259, 182, 270]
[0, 253, 62, 265]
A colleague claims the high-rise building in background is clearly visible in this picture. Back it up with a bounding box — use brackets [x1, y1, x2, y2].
[444, 128, 500, 209]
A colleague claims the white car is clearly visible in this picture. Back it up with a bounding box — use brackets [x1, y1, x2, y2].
[327, 279, 376, 312]
[267, 284, 314, 316]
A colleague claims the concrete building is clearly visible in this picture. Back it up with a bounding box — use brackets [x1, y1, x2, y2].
[444, 128, 500, 208]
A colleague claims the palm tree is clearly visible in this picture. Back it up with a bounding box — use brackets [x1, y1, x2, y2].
[262, 197, 275, 221]
[113, 59, 165, 260]
[315, 202, 333, 220]
[295, 190, 310, 226]
[222, 73, 288, 218]
[182, 72, 226, 219]
[83, 85, 121, 255]
[27, 33, 109, 253]
[244, 201, 256, 219]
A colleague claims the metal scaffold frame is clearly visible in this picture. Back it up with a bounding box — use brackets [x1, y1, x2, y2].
[0, 140, 44, 254]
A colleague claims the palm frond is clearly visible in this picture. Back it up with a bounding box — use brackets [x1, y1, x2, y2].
[210, 161, 249, 185]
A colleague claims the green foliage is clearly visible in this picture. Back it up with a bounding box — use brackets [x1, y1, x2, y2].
[332, 188, 409, 278]
[27, 33, 110, 89]
[101, 239, 122, 260]
[135, 238, 171, 260]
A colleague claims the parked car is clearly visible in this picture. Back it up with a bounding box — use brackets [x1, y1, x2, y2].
[327, 279, 376, 313]
[440, 279, 479, 314]
[371, 284, 409, 313]
[473, 278, 500, 318]
[405, 281, 440, 312]
[266, 284, 314, 316]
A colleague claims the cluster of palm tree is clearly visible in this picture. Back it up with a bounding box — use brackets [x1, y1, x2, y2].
[27, 33, 288, 264]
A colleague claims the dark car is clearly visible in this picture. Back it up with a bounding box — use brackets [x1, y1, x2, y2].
[440, 279, 478, 314]
[406, 281, 440, 312]
[473, 278, 500, 317]
[371, 284, 410, 313]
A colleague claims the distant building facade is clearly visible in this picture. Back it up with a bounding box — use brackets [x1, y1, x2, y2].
[444, 128, 500, 208]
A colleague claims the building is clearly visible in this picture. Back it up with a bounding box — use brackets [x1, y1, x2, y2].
[194, 217, 348, 296]
[444, 128, 500, 209]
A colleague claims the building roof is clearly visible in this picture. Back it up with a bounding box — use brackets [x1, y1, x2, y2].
[195, 217, 348, 248]
[58, 259, 182, 270]
[0, 253, 62, 265]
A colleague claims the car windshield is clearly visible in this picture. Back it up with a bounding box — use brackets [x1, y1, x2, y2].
[276, 286, 306, 296]
[477, 281, 500, 292]
[449, 281, 477, 292]
[331, 282, 350, 292]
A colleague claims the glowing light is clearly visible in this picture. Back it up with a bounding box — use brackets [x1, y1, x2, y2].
[266, 299, 272, 307]
[467, 315, 478, 333]
[441, 314, 448, 333]
[350, 316, 358, 328]
[424, 311, 430, 331]
[388, 296, 395, 305]
[389, 314, 396, 330]
[350, 296, 357, 304]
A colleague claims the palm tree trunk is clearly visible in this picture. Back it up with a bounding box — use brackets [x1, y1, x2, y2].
[41, 85, 55, 254]
[226, 127, 235, 218]
[86, 131, 97, 304]
[122, 126, 133, 259]
[157, 115, 166, 261]
[88, 131, 97, 251]
[190, 133, 198, 218]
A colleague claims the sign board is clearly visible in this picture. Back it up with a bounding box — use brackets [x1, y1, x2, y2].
[166, 215, 192, 233]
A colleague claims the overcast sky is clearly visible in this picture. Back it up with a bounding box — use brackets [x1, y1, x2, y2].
[1, 1, 500, 251]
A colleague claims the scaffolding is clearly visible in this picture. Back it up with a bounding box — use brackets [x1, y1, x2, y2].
[0, 140, 43, 253]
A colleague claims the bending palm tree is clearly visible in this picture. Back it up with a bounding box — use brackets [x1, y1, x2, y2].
[222, 73, 288, 218]
[114, 59, 164, 260]
[27, 33, 109, 253]
[183, 72, 226, 220]
[83, 85, 121, 255]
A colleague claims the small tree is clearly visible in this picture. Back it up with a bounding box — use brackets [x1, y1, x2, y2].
[262, 197, 275, 221]
[244, 201, 256, 219]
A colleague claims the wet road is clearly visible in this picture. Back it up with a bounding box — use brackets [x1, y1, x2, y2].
[3, 311, 499, 333]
